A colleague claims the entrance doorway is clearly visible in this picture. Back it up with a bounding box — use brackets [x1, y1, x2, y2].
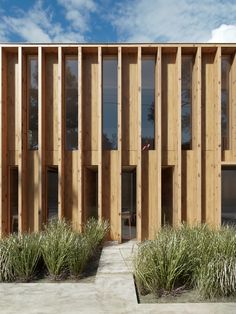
[161, 167, 173, 226]
[121, 168, 136, 241]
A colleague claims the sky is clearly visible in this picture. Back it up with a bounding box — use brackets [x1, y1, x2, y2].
[0, 0, 236, 43]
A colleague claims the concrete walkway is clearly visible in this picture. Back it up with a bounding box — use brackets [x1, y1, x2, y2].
[0, 241, 235, 314]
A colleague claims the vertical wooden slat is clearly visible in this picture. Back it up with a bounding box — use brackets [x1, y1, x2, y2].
[0, 46, 7, 235]
[18, 47, 26, 232]
[37, 46, 43, 231]
[77, 46, 82, 231]
[196, 47, 202, 222]
[156, 46, 162, 233]
[117, 46, 122, 242]
[58, 47, 64, 219]
[0, 46, 2, 235]
[215, 46, 221, 226]
[98, 46, 102, 221]
[173, 46, 182, 226]
[137, 47, 142, 240]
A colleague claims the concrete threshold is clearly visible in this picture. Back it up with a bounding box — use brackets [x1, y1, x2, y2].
[0, 240, 235, 314]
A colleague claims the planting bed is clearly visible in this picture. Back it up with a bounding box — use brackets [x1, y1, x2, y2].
[133, 224, 236, 303]
[0, 218, 109, 283]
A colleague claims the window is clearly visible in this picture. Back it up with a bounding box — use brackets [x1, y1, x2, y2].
[222, 167, 236, 225]
[102, 56, 118, 150]
[84, 167, 98, 220]
[65, 56, 78, 150]
[142, 56, 155, 150]
[47, 167, 58, 220]
[9, 167, 18, 233]
[28, 56, 38, 150]
[181, 55, 193, 150]
[161, 167, 173, 226]
[221, 55, 231, 150]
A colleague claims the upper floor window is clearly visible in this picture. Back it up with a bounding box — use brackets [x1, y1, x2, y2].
[28, 56, 38, 150]
[141, 56, 155, 150]
[65, 56, 78, 150]
[102, 56, 118, 150]
[181, 55, 193, 150]
[221, 55, 231, 150]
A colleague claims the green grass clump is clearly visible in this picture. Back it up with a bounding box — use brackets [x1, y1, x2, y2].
[196, 227, 236, 299]
[10, 233, 41, 282]
[0, 236, 15, 282]
[0, 218, 109, 282]
[134, 224, 236, 300]
[84, 218, 109, 252]
[41, 219, 74, 280]
[67, 234, 91, 277]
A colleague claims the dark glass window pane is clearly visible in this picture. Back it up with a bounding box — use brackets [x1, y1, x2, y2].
[28, 56, 38, 150]
[222, 167, 236, 225]
[142, 57, 155, 150]
[65, 56, 78, 150]
[10, 167, 18, 233]
[102, 56, 118, 150]
[47, 167, 58, 220]
[181, 55, 193, 150]
[221, 56, 231, 150]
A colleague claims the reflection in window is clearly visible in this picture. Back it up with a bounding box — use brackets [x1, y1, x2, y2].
[181, 55, 193, 150]
[221, 56, 231, 150]
[65, 56, 78, 150]
[142, 57, 155, 150]
[28, 56, 38, 150]
[102, 56, 118, 150]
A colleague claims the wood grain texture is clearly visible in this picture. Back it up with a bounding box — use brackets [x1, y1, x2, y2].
[0, 44, 235, 240]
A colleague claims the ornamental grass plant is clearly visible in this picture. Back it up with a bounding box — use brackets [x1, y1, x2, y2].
[0, 218, 109, 282]
[10, 233, 42, 282]
[134, 224, 236, 300]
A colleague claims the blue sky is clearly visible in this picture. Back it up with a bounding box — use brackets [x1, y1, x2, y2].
[0, 0, 236, 43]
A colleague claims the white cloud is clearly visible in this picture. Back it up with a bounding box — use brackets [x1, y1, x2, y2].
[110, 0, 236, 42]
[208, 24, 236, 43]
[1, 0, 85, 42]
[57, 0, 96, 32]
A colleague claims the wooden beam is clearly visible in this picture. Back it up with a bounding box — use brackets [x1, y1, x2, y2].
[0, 46, 2, 235]
[77, 46, 82, 230]
[117, 46, 122, 242]
[18, 47, 27, 232]
[58, 47, 64, 219]
[0, 47, 7, 235]
[37, 46, 43, 231]
[196, 47, 202, 223]
[98, 46, 102, 221]
[215, 46, 221, 226]
[156, 47, 162, 233]
[137, 46, 142, 240]
[173, 46, 182, 226]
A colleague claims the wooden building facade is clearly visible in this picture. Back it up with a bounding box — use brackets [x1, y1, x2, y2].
[0, 44, 236, 242]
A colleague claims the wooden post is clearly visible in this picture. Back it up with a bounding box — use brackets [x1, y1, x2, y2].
[174, 46, 182, 226]
[77, 46, 83, 230]
[215, 46, 221, 226]
[117, 46, 122, 242]
[98, 46, 102, 221]
[137, 47, 142, 240]
[58, 47, 64, 219]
